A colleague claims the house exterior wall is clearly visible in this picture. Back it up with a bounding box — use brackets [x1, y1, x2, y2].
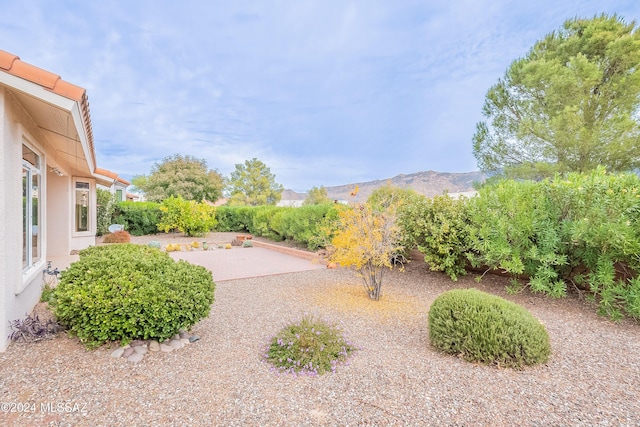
[0, 87, 48, 351]
[47, 173, 70, 257]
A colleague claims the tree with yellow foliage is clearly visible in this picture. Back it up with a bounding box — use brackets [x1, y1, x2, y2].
[329, 200, 404, 301]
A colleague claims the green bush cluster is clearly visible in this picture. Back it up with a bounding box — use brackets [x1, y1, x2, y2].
[265, 315, 356, 375]
[157, 196, 217, 237]
[113, 201, 162, 236]
[428, 289, 551, 368]
[51, 244, 215, 348]
[96, 188, 117, 236]
[403, 168, 640, 319]
[215, 204, 342, 250]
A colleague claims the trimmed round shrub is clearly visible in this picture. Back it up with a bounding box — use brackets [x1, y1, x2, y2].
[51, 244, 215, 348]
[428, 289, 550, 368]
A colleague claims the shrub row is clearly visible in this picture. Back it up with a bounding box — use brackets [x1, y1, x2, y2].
[214, 204, 343, 250]
[402, 168, 640, 320]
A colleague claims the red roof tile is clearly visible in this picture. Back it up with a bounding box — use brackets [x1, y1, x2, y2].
[0, 49, 96, 173]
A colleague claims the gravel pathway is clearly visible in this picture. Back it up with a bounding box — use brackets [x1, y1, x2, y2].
[1, 238, 639, 426]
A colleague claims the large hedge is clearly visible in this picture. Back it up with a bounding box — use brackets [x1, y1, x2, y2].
[214, 203, 342, 250]
[113, 201, 162, 236]
[403, 168, 640, 320]
[428, 289, 551, 368]
[51, 244, 215, 348]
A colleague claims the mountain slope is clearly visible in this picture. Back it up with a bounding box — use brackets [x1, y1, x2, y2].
[283, 170, 485, 202]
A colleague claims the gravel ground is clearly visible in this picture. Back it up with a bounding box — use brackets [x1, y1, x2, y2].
[1, 234, 639, 426]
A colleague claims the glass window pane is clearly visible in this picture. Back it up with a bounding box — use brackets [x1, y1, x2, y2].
[32, 173, 40, 263]
[22, 167, 28, 269]
[76, 182, 89, 232]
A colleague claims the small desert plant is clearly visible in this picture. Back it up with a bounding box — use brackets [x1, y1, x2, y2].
[9, 314, 61, 343]
[51, 244, 215, 348]
[231, 238, 242, 246]
[265, 315, 356, 375]
[191, 241, 200, 248]
[225, 243, 232, 249]
[428, 289, 551, 369]
[165, 243, 182, 252]
[242, 239, 253, 248]
[102, 230, 132, 243]
[147, 240, 162, 249]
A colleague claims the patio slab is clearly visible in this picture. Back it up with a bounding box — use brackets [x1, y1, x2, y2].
[169, 245, 326, 282]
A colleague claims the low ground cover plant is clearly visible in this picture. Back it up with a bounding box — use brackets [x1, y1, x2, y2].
[265, 315, 356, 375]
[51, 244, 215, 348]
[428, 289, 551, 368]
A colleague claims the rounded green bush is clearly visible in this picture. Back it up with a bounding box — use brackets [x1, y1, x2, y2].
[428, 289, 550, 368]
[52, 244, 215, 348]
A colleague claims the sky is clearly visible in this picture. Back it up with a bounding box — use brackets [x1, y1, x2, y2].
[1, 1, 639, 192]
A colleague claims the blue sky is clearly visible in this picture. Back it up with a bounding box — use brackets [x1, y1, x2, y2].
[1, 1, 638, 192]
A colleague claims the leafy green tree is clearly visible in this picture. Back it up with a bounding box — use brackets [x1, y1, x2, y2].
[303, 186, 332, 205]
[473, 14, 640, 179]
[96, 188, 116, 236]
[227, 158, 284, 206]
[132, 154, 225, 202]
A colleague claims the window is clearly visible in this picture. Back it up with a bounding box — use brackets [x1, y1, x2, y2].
[22, 144, 41, 271]
[75, 181, 90, 232]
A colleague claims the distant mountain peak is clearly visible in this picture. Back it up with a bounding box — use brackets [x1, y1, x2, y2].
[283, 170, 485, 201]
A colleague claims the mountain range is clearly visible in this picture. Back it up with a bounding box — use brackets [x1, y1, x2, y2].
[282, 170, 486, 202]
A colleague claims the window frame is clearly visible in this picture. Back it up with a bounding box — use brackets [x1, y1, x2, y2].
[20, 141, 44, 292]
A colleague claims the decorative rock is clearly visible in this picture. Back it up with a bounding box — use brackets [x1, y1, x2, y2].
[110, 347, 125, 358]
[170, 339, 184, 349]
[122, 347, 135, 358]
[160, 343, 174, 353]
[180, 338, 190, 346]
[133, 345, 148, 355]
[130, 339, 145, 347]
[179, 330, 189, 339]
[148, 340, 160, 352]
[189, 335, 200, 343]
[127, 352, 144, 364]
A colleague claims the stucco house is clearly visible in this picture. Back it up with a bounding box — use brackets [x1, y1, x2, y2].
[0, 49, 119, 351]
[95, 167, 130, 202]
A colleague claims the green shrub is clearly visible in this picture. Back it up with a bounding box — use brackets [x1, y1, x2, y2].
[265, 315, 356, 375]
[113, 201, 162, 236]
[214, 206, 253, 232]
[96, 188, 117, 236]
[400, 194, 472, 280]
[428, 289, 551, 368]
[157, 196, 217, 237]
[51, 244, 215, 348]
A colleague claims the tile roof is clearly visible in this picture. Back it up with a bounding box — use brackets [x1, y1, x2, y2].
[0, 49, 96, 171]
[94, 167, 131, 186]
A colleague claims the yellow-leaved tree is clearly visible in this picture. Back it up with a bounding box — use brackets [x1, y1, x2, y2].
[330, 197, 404, 301]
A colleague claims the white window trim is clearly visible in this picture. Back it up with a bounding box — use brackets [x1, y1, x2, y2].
[72, 177, 96, 237]
[19, 137, 45, 294]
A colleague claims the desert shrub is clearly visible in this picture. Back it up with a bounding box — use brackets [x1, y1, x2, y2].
[265, 315, 356, 375]
[279, 204, 343, 250]
[242, 239, 253, 248]
[147, 240, 161, 249]
[102, 230, 132, 243]
[400, 194, 472, 280]
[214, 206, 253, 232]
[96, 188, 117, 236]
[330, 202, 404, 300]
[113, 201, 162, 236]
[51, 244, 215, 348]
[465, 169, 640, 319]
[250, 205, 282, 240]
[428, 289, 551, 368]
[157, 196, 217, 237]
